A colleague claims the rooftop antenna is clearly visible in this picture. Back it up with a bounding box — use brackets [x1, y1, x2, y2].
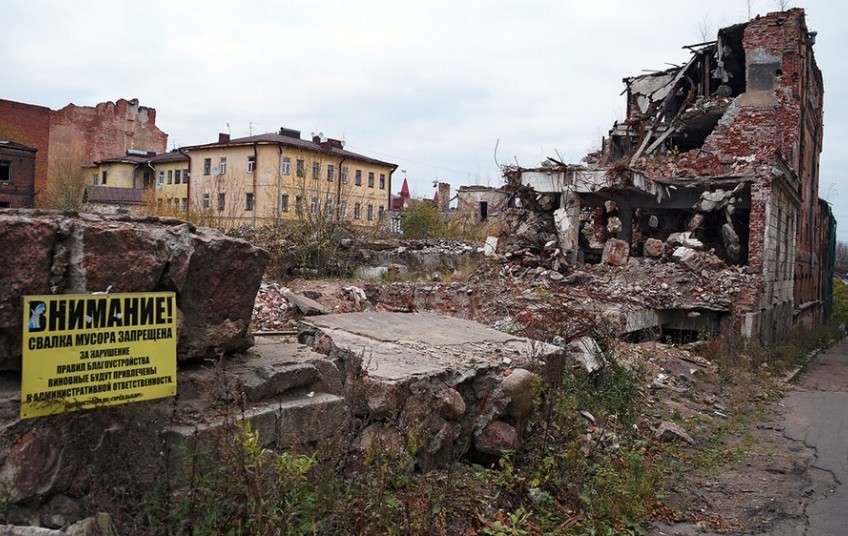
[227, 122, 231, 135]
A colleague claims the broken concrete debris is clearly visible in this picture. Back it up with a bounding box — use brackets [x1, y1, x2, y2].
[502, 8, 833, 344]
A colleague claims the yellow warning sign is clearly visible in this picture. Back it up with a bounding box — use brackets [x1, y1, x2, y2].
[21, 292, 177, 419]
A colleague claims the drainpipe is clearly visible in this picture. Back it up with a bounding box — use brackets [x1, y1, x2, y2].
[178, 148, 191, 219]
[277, 144, 283, 226]
[252, 142, 258, 227]
[336, 156, 345, 221]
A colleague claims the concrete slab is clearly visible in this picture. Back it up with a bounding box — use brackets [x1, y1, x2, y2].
[301, 312, 564, 382]
[166, 391, 347, 450]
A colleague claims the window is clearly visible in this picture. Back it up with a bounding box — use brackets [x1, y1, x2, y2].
[202, 193, 210, 209]
[326, 199, 334, 217]
[312, 161, 320, 180]
[355, 170, 362, 186]
[310, 196, 319, 214]
[184, 169, 190, 183]
[245, 192, 254, 211]
[340, 201, 348, 219]
[181, 197, 187, 212]
[379, 173, 385, 189]
[327, 164, 334, 182]
[167, 170, 173, 184]
[101, 170, 108, 185]
[354, 202, 361, 220]
[203, 158, 211, 175]
[367, 204, 374, 221]
[219, 157, 227, 174]
[0, 201, 8, 208]
[175, 170, 181, 184]
[295, 195, 304, 215]
[341, 167, 349, 183]
[378, 205, 385, 220]
[247, 155, 255, 173]
[0, 161, 10, 182]
[280, 193, 290, 212]
[282, 157, 291, 175]
[92, 173, 98, 186]
[217, 193, 225, 211]
[368, 172, 374, 188]
[296, 159, 305, 177]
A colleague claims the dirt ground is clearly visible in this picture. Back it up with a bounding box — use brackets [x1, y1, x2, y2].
[259, 274, 837, 534]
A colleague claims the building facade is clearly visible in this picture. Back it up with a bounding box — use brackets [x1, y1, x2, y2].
[0, 141, 37, 208]
[184, 129, 396, 227]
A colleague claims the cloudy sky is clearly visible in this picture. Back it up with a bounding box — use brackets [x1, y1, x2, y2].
[4, 1, 847, 238]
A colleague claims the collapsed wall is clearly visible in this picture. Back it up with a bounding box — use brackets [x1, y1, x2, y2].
[501, 8, 828, 343]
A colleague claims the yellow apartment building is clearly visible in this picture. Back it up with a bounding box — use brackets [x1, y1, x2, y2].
[87, 149, 189, 215]
[184, 128, 396, 227]
[148, 150, 190, 214]
[90, 150, 155, 189]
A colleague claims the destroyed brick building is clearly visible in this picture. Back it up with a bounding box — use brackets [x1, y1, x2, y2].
[0, 98, 168, 201]
[505, 8, 834, 343]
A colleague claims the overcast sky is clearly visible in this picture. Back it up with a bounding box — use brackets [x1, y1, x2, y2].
[4, 1, 847, 239]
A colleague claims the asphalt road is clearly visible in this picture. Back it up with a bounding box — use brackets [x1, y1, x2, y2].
[653, 337, 848, 536]
[779, 337, 848, 535]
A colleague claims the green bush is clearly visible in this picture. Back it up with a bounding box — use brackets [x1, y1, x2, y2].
[400, 200, 446, 239]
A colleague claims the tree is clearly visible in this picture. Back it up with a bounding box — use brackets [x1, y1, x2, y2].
[835, 241, 848, 275]
[400, 199, 446, 239]
[40, 143, 88, 210]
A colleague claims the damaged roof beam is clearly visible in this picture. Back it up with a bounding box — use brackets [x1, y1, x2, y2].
[628, 52, 701, 166]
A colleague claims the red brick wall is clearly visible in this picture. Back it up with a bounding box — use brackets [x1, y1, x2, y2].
[49, 98, 167, 167]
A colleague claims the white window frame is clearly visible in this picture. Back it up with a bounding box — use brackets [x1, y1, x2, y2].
[247, 155, 255, 173]
[282, 157, 291, 175]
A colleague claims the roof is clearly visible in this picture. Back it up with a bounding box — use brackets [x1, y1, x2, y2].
[95, 154, 149, 165]
[147, 150, 189, 164]
[0, 140, 37, 153]
[84, 186, 146, 205]
[184, 132, 397, 169]
[94, 149, 188, 166]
